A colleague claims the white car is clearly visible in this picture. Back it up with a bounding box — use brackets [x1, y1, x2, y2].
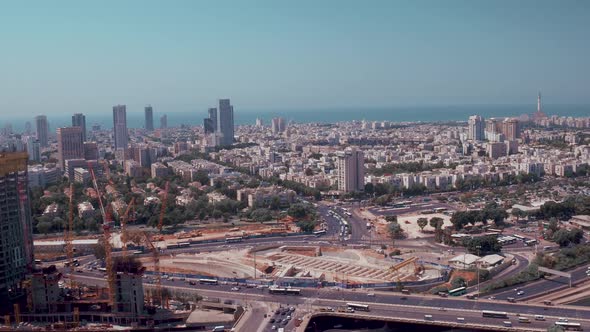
[558, 317, 568, 322]
[517, 291, 525, 296]
[231, 287, 240, 291]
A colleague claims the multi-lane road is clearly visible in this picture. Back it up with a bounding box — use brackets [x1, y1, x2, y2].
[72, 271, 590, 331]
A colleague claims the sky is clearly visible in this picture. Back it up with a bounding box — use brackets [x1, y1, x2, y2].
[0, 0, 589, 118]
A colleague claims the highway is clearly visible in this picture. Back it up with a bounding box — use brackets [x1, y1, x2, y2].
[487, 263, 590, 302]
[72, 272, 590, 331]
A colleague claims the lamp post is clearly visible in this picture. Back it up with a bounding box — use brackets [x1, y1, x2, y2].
[476, 245, 482, 298]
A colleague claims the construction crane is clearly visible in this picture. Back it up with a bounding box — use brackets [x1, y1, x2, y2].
[143, 232, 163, 307]
[119, 197, 135, 257]
[88, 164, 115, 307]
[157, 181, 169, 232]
[66, 183, 76, 288]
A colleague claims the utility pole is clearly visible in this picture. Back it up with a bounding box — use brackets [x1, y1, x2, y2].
[254, 250, 257, 280]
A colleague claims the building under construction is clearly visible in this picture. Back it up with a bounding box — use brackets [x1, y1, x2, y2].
[0, 152, 34, 310]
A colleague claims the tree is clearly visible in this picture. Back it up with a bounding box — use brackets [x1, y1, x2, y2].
[36, 221, 52, 235]
[287, 204, 308, 219]
[463, 235, 502, 255]
[93, 238, 106, 260]
[417, 218, 428, 232]
[429, 217, 444, 230]
[385, 215, 398, 223]
[297, 220, 317, 232]
[553, 229, 572, 247]
[387, 222, 404, 244]
[250, 208, 273, 222]
[451, 276, 466, 288]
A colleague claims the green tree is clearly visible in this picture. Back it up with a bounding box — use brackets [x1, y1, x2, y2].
[388, 222, 404, 244]
[417, 218, 428, 232]
[296, 220, 317, 232]
[287, 204, 308, 219]
[451, 276, 466, 288]
[36, 221, 52, 235]
[462, 235, 502, 255]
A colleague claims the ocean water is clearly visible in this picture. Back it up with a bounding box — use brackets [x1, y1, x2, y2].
[3, 104, 589, 132]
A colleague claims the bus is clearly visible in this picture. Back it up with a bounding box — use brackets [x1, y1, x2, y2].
[434, 207, 447, 213]
[34, 259, 42, 265]
[346, 303, 370, 311]
[313, 229, 327, 236]
[268, 287, 301, 295]
[225, 236, 243, 243]
[525, 239, 538, 246]
[132, 250, 143, 255]
[512, 234, 525, 241]
[554, 322, 583, 331]
[448, 287, 467, 296]
[487, 228, 503, 234]
[482, 310, 508, 319]
[98, 267, 107, 272]
[198, 278, 219, 285]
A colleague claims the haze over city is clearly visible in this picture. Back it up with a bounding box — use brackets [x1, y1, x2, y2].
[1, 0, 590, 119]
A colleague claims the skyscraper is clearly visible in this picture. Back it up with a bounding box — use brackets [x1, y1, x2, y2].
[160, 114, 168, 129]
[26, 137, 41, 162]
[502, 118, 520, 141]
[467, 115, 484, 141]
[271, 117, 286, 134]
[0, 152, 34, 301]
[533, 91, 547, 120]
[35, 115, 49, 147]
[218, 99, 234, 146]
[337, 148, 365, 192]
[203, 108, 217, 134]
[144, 105, 154, 131]
[71, 113, 87, 142]
[112, 105, 128, 150]
[57, 127, 84, 169]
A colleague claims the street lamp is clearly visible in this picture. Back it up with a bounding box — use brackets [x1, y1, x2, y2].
[476, 245, 482, 298]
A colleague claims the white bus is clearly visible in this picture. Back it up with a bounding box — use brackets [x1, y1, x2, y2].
[482, 310, 508, 318]
[313, 229, 327, 236]
[554, 322, 583, 331]
[346, 303, 370, 311]
[199, 278, 219, 285]
[225, 236, 243, 243]
[512, 234, 525, 241]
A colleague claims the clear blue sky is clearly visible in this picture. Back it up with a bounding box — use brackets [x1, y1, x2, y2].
[1, 0, 589, 117]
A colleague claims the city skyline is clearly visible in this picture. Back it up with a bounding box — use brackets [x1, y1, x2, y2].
[1, 1, 589, 117]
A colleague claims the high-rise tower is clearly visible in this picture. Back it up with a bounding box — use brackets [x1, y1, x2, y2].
[71, 113, 87, 142]
[57, 127, 84, 169]
[35, 115, 49, 147]
[537, 91, 541, 114]
[468, 115, 485, 141]
[0, 152, 34, 302]
[218, 99, 234, 146]
[112, 105, 128, 150]
[337, 148, 365, 193]
[144, 105, 154, 131]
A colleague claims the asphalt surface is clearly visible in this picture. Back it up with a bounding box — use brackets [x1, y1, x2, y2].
[487, 263, 590, 301]
[72, 272, 590, 331]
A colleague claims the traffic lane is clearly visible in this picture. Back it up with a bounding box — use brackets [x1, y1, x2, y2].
[313, 303, 554, 331]
[487, 263, 589, 300]
[71, 273, 590, 321]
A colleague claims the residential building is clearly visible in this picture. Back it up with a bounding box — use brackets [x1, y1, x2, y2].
[27, 165, 60, 188]
[57, 127, 84, 169]
[26, 137, 41, 162]
[30, 265, 61, 313]
[73, 167, 91, 184]
[83, 141, 99, 160]
[125, 160, 143, 178]
[468, 115, 484, 141]
[151, 162, 168, 178]
[71, 113, 87, 142]
[77, 201, 95, 219]
[337, 148, 365, 192]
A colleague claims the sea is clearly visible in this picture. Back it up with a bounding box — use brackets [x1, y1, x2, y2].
[3, 104, 589, 132]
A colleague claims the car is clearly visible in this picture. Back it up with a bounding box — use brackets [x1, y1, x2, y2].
[438, 307, 446, 311]
[280, 311, 286, 316]
[367, 293, 375, 297]
[488, 296, 496, 300]
[231, 287, 240, 291]
[558, 317, 568, 322]
[271, 325, 277, 330]
[346, 308, 355, 313]
[286, 315, 291, 320]
[269, 318, 275, 323]
[517, 291, 525, 296]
